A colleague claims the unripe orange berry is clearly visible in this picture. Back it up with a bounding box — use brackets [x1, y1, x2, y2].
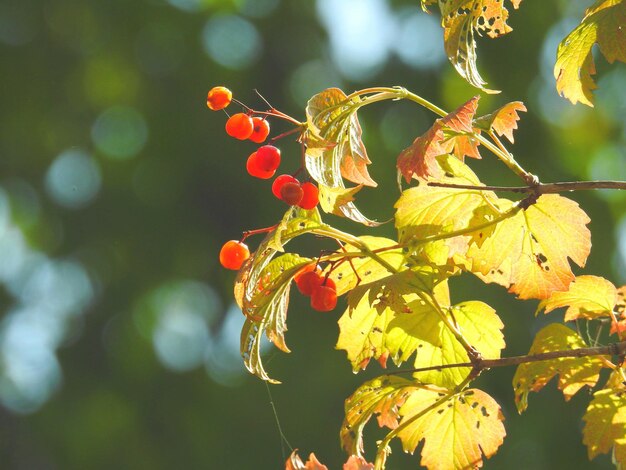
[207, 86, 232, 111]
[249, 117, 270, 143]
[225, 113, 254, 140]
[219, 240, 250, 270]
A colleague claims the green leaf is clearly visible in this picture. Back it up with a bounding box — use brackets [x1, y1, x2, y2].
[583, 382, 626, 465]
[554, 0, 626, 106]
[466, 194, 592, 300]
[537, 275, 618, 321]
[512, 323, 607, 413]
[341, 376, 506, 470]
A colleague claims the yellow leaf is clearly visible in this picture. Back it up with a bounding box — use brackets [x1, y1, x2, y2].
[537, 275, 618, 321]
[554, 0, 626, 106]
[512, 324, 607, 413]
[466, 194, 591, 299]
[474, 101, 527, 143]
[583, 383, 626, 463]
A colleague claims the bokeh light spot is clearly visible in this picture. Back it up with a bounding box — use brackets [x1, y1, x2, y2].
[201, 14, 262, 70]
[91, 106, 148, 160]
[45, 149, 102, 209]
[393, 8, 446, 70]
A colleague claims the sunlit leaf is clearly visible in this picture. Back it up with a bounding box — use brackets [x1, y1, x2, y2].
[318, 184, 363, 218]
[512, 323, 607, 413]
[327, 236, 405, 296]
[583, 382, 626, 465]
[388, 299, 505, 388]
[537, 275, 617, 321]
[474, 101, 526, 143]
[395, 155, 499, 265]
[343, 455, 374, 470]
[554, 0, 626, 106]
[341, 376, 506, 470]
[304, 88, 378, 226]
[466, 194, 591, 299]
[436, 1, 523, 92]
[397, 97, 481, 181]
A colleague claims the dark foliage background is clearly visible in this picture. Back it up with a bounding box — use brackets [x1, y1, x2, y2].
[0, 0, 624, 468]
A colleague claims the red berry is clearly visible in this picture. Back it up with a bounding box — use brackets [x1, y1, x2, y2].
[298, 182, 319, 210]
[295, 270, 323, 296]
[225, 113, 254, 140]
[249, 117, 270, 143]
[321, 276, 336, 290]
[219, 240, 250, 270]
[255, 145, 281, 172]
[246, 152, 275, 179]
[206, 86, 232, 111]
[272, 174, 299, 199]
[310, 285, 338, 312]
[280, 182, 304, 205]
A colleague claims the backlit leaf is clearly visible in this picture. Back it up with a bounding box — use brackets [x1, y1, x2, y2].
[474, 101, 526, 143]
[397, 97, 481, 181]
[341, 376, 506, 470]
[285, 450, 328, 470]
[304, 88, 378, 226]
[554, 0, 626, 106]
[466, 194, 591, 299]
[436, 1, 523, 91]
[512, 323, 607, 413]
[537, 275, 617, 321]
[583, 382, 626, 465]
[395, 155, 499, 265]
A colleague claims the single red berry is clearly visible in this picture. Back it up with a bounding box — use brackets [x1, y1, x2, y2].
[280, 181, 304, 205]
[225, 113, 254, 140]
[295, 270, 323, 296]
[272, 174, 299, 199]
[246, 152, 275, 179]
[298, 182, 319, 210]
[219, 240, 250, 270]
[206, 86, 232, 111]
[249, 117, 270, 143]
[255, 145, 281, 172]
[310, 285, 338, 312]
[294, 263, 321, 282]
[321, 276, 336, 290]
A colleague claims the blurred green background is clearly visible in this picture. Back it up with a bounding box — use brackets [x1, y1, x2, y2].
[0, 0, 625, 468]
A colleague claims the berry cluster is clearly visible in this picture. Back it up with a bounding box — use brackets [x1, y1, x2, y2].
[209, 86, 333, 311]
[294, 264, 338, 312]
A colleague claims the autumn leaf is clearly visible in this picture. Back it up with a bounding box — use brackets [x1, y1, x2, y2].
[474, 101, 526, 143]
[554, 0, 626, 106]
[318, 184, 363, 218]
[343, 455, 374, 470]
[435, 1, 523, 91]
[537, 275, 617, 321]
[583, 383, 626, 466]
[512, 324, 607, 413]
[341, 376, 506, 470]
[304, 88, 379, 226]
[466, 194, 591, 299]
[395, 154, 499, 265]
[397, 96, 481, 181]
[286, 450, 328, 470]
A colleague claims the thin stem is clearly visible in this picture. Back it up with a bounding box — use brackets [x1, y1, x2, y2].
[427, 180, 626, 193]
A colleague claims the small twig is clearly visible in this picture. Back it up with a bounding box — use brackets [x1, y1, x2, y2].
[389, 340, 626, 376]
[427, 180, 626, 193]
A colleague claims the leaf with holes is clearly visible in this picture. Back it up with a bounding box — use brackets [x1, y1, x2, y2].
[435, 0, 523, 91]
[554, 0, 626, 106]
[341, 376, 506, 470]
[474, 101, 527, 143]
[397, 97, 481, 181]
[512, 323, 607, 413]
[583, 383, 626, 466]
[466, 194, 591, 299]
[537, 275, 617, 321]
